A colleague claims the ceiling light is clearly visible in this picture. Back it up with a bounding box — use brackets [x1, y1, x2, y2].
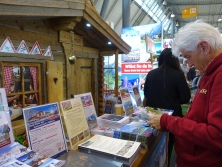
[163, 0, 167, 6]
[176, 22, 179, 27]
[108, 41, 112, 45]
[86, 23, 91, 27]
[218, 18, 222, 22]
[171, 12, 175, 18]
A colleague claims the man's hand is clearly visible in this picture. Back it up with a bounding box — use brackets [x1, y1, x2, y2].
[147, 114, 162, 130]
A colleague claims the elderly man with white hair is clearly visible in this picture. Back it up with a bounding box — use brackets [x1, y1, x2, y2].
[147, 20, 222, 167]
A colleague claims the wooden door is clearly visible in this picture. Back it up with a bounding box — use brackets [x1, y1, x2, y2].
[72, 58, 92, 95]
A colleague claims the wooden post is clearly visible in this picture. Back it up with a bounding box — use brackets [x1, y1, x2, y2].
[115, 49, 119, 97]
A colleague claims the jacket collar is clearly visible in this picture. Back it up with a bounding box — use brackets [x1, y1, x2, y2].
[205, 52, 222, 76]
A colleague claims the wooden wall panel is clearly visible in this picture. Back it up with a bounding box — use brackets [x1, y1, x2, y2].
[46, 61, 64, 103]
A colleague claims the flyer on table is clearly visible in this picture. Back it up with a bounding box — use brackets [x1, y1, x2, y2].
[74, 92, 98, 129]
[60, 98, 90, 150]
[23, 103, 67, 158]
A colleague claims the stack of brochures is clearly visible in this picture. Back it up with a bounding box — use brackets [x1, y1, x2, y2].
[78, 134, 141, 166]
[91, 114, 130, 137]
[0, 142, 65, 167]
[113, 124, 154, 149]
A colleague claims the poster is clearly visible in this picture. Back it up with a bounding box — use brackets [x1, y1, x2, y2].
[119, 88, 134, 116]
[120, 23, 162, 101]
[132, 86, 142, 107]
[74, 92, 98, 129]
[60, 98, 90, 150]
[23, 103, 67, 158]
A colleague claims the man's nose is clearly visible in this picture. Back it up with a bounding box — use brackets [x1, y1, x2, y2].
[187, 59, 194, 67]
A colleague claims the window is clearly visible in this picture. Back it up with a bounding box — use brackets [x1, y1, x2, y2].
[2, 62, 41, 122]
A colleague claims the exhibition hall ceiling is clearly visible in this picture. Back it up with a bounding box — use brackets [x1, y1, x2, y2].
[93, 0, 222, 35]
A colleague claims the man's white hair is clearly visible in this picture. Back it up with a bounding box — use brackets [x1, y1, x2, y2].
[172, 20, 222, 57]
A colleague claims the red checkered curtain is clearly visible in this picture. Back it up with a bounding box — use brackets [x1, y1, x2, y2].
[29, 67, 38, 104]
[4, 66, 13, 94]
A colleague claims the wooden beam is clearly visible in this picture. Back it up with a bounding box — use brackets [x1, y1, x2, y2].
[53, 22, 77, 31]
[84, 3, 131, 52]
[59, 30, 83, 45]
[0, 52, 51, 60]
[115, 50, 119, 97]
[0, 4, 83, 17]
[100, 51, 116, 56]
[50, 17, 82, 25]
[83, 11, 130, 54]
[62, 43, 99, 54]
[0, 0, 85, 10]
[74, 52, 98, 59]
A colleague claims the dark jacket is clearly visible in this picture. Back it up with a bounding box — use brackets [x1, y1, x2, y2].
[144, 67, 190, 116]
[160, 52, 222, 167]
[187, 66, 196, 81]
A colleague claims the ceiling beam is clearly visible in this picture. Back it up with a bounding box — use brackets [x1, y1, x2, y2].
[175, 12, 222, 16]
[167, 2, 222, 6]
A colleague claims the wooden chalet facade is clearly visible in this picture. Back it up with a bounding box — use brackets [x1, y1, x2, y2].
[0, 0, 131, 135]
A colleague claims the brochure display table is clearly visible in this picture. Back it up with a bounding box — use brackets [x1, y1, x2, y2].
[58, 132, 168, 167]
[132, 132, 168, 167]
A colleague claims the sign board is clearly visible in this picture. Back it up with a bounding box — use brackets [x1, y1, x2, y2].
[182, 6, 198, 18]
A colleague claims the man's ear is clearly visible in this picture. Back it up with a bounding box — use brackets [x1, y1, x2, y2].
[199, 41, 210, 55]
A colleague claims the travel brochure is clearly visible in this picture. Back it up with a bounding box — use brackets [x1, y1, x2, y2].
[22, 103, 68, 158]
[119, 88, 134, 116]
[78, 134, 141, 166]
[0, 88, 14, 147]
[0, 142, 65, 167]
[0, 112, 12, 148]
[74, 92, 98, 129]
[132, 86, 142, 107]
[60, 98, 90, 150]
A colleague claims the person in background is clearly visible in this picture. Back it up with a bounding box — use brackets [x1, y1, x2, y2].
[190, 69, 203, 102]
[187, 63, 196, 82]
[180, 58, 189, 80]
[147, 20, 222, 167]
[143, 48, 190, 166]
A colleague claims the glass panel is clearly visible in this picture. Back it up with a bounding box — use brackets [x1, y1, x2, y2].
[104, 56, 115, 68]
[6, 66, 23, 122]
[152, 5, 159, 13]
[104, 69, 115, 90]
[4, 64, 39, 122]
[24, 66, 37, 107]
[157, 10, 163, 17]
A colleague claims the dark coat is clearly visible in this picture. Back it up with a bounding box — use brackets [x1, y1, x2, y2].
[144, 67, 191, 117]
[187, 66, 196, 81]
